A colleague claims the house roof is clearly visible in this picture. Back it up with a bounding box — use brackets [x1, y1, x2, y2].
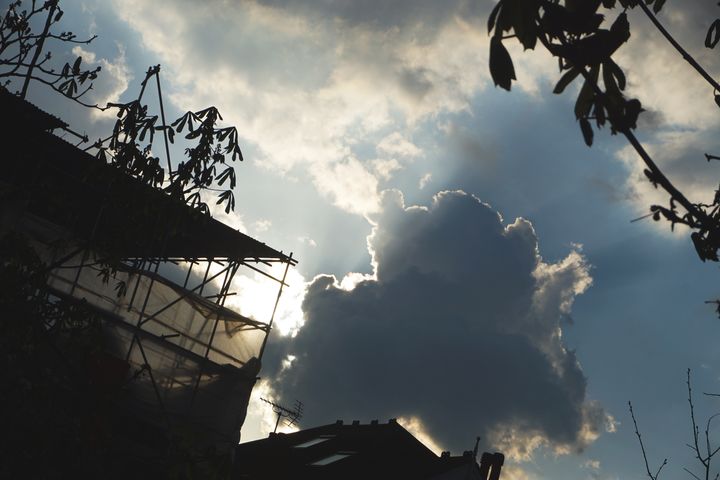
[0, 89, 295, 264]
[1, 87, 68, 132]
[234, 419, 487, 479]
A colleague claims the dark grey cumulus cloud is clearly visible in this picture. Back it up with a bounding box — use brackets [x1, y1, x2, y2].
[268, 190, 608, 455]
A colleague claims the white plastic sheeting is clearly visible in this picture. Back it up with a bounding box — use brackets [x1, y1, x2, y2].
[47, 253, 268, 367]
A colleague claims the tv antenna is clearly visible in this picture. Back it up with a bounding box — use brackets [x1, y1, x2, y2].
[260, 397, 303, 433]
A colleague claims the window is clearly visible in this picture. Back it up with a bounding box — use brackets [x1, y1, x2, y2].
[294, 437, 331, 448]
[310, 452, 356, 466]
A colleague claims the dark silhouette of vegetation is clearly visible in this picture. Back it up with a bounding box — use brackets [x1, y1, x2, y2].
[1, 0, 243, 219]
[488, 3, 720, 477]
[0, 1, 251, 478]
[630, 370, 720, 480]
[487, 0, 720, 267]
[89, 65, 244, 216]
[1, 0, 101, 107]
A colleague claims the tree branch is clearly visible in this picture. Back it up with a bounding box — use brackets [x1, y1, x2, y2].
[637, 2, 720, 94]
[630, 400, 667, 480]
[19, 0, 56, 98]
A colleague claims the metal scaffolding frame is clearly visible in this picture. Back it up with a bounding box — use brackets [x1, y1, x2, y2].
[0, 86, 298, 453]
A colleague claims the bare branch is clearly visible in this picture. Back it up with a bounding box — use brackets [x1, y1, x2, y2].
[630, 401, 667, 480]
[686, 467, 704, 480]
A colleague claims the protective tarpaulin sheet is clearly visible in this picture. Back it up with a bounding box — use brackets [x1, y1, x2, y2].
[47, 253, 267, 367]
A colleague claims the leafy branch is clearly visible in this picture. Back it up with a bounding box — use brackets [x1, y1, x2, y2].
[1, 0, 103, 109]
[487, 0, 720, 264]
[89, 66, 243, 216]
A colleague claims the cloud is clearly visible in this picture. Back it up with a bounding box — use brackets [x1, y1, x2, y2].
[397, 416, 444, 455]
[377, 132, 422, 159]
[253, 219, 272, 233]
[226, 264, 307, 339]
[616, 5, 720, 130]
[267, 190, 610, 456]
[108, 0, 540, 217]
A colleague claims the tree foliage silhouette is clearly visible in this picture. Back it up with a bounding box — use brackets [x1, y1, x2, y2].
[488, 0, 720, 266]
[1, 0, 243, 219]
[1, 0, 101, 106]
[0, 2, 247, 477]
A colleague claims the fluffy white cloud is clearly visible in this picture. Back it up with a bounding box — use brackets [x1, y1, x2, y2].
[108, 0, 545, 216]
[266, 190, 610, 456]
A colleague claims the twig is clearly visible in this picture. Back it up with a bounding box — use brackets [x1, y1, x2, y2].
[536, 31, 708, 229]
[630, 400, 668, 480]
[19, 1, 55, 98]
[637, 2, 720, 94]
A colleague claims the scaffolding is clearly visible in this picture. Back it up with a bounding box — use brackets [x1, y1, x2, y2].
[0, 87, 297, 454]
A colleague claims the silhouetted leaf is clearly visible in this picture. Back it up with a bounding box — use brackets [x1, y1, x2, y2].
[185, 128, 201, 140]
[594, 99, 606, 127]
[603, 59, 625, 91]
[72, 56, 81, 75]
[652, 0, 666, 13]
[489, 36, 516, 91]
[610, 12, 630, 44]
[488, 0, 503, 33]
[216, 190, 235, 214]
[554, 67, 580, 94]
[715, 95, 720, 109]
[574, 71, 596, 119]
[706, 20, 720, 49]
[692, 232, 709, 262]
[579, 118, 593, 146]
[513, 4, 538, 50]
[624, 98, 643, 129]
[497, 0, 518, 33]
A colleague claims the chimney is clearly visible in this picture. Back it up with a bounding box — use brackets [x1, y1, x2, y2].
[371, 419, 379, 425]
[352, 420, 360, 426]
[441, 451, 451, 459]
[479, 452, 505, 480]
[335, 420, 343, 425]
[489, 453, 504, 480]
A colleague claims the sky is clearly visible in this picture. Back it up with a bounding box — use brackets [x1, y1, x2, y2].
[10, 0, 720, 479]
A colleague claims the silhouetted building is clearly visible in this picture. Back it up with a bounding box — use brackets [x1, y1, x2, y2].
[0, 88, 296, 473]
[234, 419, 504, 479]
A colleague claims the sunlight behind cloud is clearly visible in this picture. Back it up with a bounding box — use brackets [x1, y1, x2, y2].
[226, 266, 307, 338]
[397, 416, 445, 455]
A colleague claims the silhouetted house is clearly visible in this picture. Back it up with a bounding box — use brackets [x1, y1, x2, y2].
[233, 419, 505, 479]
[0, 88, 296, 471]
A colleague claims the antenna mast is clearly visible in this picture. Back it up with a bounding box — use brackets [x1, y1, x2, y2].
[260, 397, 304, 433]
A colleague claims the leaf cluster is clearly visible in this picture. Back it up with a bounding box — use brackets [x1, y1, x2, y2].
[91, 66, 243, 217]
[0, 0, 102, 108]
[488, 0, 644, 145]
[488, 0, 720, 265]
